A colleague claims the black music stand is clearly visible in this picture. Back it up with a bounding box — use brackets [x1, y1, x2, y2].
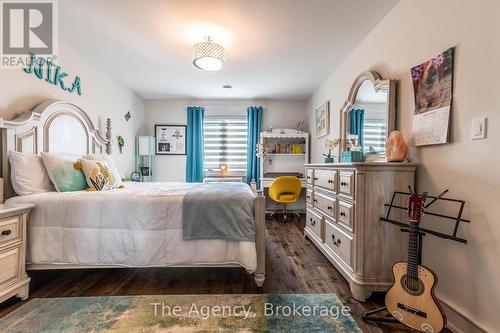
[362, 189, 469, 326]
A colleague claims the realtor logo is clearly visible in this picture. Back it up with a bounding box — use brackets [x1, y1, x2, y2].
[1, 0, 57, 69]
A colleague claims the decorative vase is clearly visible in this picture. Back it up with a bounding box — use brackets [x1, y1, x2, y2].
[324, 157, 334, 163]
[386, 130, 408, 162]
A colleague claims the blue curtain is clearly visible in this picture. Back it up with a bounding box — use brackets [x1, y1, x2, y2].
[186, 106, 205, 182]
[348, 109, 365, 147]
[246, 106, 263, 188]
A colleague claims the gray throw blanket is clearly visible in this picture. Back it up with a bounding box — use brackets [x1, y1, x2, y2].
[182, 182, 256, 241]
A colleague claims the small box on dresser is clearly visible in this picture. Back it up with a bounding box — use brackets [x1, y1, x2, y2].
[304, 162, 416, 301]
[0, 204, 34, 303]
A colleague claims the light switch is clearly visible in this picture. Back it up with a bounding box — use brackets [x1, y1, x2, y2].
[471, 117, 487, 140]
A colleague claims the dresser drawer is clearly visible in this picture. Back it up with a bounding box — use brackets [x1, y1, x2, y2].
[0, 246, 21, 285]
[338, 200, 354, 232]
[306, 168, 314, 185]
[0, 216, 21, 248]
[338, 171, 355, 199]
[313, 192, 336, 219]
[324, 220, 353, 267]
[306, 208, 322, 240]
[306, 189, 314, 205]
[313, 169, 337, 191]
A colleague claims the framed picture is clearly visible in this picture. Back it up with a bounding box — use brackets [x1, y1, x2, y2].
[155, 125, 187, 155]
[315, 101, 329, 138]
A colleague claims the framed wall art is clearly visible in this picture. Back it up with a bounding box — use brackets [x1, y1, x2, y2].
[315, 101, 329, 138]
[155, 124, 187, 155]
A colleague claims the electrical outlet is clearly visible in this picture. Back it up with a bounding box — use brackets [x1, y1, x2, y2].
[471, 117, 487, 140]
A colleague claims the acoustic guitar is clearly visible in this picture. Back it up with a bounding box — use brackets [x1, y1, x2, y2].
[385, 190, 446, 333]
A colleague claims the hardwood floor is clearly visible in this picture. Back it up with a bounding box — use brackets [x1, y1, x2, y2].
[0, 217, 442, 332]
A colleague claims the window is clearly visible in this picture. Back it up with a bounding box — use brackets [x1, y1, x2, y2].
[203, 115, 248, 176]
[363, 118, 387, 153]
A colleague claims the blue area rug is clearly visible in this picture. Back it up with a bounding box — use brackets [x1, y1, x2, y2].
[0, 294, 362, 332]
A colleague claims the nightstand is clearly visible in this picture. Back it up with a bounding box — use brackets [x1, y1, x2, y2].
[0, 203, 34, 303]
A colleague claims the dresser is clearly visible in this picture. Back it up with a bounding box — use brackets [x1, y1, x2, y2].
[0, 204, 33, 303]
[305, 163, 416, 301]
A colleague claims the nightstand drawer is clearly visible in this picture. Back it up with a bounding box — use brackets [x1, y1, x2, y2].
[0, 247, 20, 285]
[0, 216, 21, 248]
[306, 208, 322, 240]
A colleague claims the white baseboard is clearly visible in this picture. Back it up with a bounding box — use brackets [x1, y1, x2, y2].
[439, 298, 487, 333]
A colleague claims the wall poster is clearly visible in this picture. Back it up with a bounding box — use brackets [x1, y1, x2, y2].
[155, 125, 186, 155]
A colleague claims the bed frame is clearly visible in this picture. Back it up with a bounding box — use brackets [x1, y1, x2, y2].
[0, 100, 266, 287]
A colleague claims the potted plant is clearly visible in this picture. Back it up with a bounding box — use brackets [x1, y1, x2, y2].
[323, 138, 340, 163]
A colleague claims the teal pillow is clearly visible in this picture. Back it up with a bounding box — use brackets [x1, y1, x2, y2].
[41, 153, 87, 192]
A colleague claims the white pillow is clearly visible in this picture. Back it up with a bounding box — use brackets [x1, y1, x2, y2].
[81, 153, 123, 185]
[41, 152, 87, 192]
[9, 151, 54, 196]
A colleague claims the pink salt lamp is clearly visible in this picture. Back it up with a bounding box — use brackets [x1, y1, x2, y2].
[386, 131, 408, 162]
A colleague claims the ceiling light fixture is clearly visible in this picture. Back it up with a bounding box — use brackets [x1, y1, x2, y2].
[193, 36, 225, 71]
[222, 84, 232, 89]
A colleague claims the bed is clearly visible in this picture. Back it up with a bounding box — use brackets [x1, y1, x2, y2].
[0, 100, 266, 286]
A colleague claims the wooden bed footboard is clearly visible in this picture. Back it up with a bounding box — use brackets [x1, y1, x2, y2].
[253, 189, 266, 287]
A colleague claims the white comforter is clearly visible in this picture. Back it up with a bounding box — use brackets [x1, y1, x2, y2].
[6, 182, 257, 271]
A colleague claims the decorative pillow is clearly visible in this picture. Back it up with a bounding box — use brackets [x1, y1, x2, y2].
[79, 158, 118, 191]
[81, 153, 123, 186]
[41, 153, 87, 192]
[8, 151, 54, 195]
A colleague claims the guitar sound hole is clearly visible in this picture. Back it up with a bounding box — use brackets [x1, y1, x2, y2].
[401, 275, 425, 296]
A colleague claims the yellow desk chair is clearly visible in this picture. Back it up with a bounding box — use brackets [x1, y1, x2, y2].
[268, 176, 302, 222]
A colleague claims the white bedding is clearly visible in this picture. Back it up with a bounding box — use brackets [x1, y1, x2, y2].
[6, 182, 257, 271]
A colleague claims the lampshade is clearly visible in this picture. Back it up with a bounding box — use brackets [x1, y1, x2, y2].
[193, 37, 225, 71]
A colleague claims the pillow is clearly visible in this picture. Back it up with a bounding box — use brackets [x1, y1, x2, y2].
[81, 153, 123, 185]
[41, 153, 87, 192]
[79, 158, 118, 191]
[8, 151, 54, 195]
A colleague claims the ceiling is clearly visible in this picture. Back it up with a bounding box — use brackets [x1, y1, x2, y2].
[60, 0, 399, 100]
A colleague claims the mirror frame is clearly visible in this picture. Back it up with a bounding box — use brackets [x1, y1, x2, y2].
[339, 71, 396, 161]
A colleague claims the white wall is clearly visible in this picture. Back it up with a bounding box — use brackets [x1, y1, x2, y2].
[0, 44, 146, 177]
[145, 98, 306, 182]
[306, 0, 499, 331]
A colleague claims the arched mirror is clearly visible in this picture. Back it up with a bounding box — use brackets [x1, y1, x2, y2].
[340, 71, 396, 161]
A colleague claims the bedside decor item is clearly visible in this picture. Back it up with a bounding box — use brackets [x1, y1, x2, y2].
[386, 131, 408, 162]
[411, 48, 454, 146]
[0, 204, 34, 303]
[155, 125, 186, 155]
[323, 138, 339, 163]
[315, 101, 329, 138]
[117, 136, 125, 154]
[220, 164, 228, 177]
[130, 171, 141, 182]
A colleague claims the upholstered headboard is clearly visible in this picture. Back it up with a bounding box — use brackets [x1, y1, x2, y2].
[0, 100, 112, 200]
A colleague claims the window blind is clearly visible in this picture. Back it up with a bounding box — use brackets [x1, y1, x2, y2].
[363, 118, 386, 152]
[203, 115, 248, 176]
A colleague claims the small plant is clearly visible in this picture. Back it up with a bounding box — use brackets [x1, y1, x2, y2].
[323, 138, 340, 160]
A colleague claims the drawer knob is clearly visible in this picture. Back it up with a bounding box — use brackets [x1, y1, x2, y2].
[336, 239, 342, 247]
[306, 176, 311, 179]
[313, 199, 318, 203]
[341, 181, 348, 186]
[327, 206, 333, 210]
[328, 179, 333, 184]
[311, 221, 316, 226]
[340, 212, 346, 217]
[314, 177, 318, 181]
[306, 196, 310, 199]
[1, 229, 11, 236]
[331, 234, 335, 241]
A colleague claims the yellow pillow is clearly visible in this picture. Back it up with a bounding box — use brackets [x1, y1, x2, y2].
[79, 158, 117, 191]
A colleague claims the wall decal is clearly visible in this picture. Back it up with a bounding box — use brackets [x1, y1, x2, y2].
[117, 136, 125, 154]
[23, 53, 82, 96]
[124, 111, 131, 121]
